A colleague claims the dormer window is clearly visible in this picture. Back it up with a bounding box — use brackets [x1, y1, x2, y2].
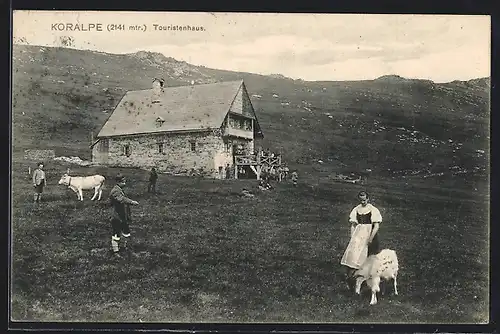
[156, 116, 165, 127]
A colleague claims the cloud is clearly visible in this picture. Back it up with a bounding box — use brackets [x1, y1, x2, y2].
[284, 58, 388, 81]
[286, 42, 490, 82]
[149, 35, 391, 68]
[13, 11, 490, 82]
[389, 44, 490, 82]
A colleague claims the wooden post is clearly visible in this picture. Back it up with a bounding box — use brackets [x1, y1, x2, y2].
[250, 165, 261, 180]
[234, 163, 238, 179]
[28, 166, 31, 175]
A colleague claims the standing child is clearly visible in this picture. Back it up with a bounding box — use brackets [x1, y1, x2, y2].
[32, 162, 47, 203]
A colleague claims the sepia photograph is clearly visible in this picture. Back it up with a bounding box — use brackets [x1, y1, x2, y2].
[10, 11, 490, 324]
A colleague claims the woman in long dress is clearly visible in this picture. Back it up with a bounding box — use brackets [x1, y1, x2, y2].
[341, 191, 382, 290]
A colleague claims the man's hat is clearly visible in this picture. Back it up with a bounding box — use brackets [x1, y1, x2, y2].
[115, 173, 126, 182]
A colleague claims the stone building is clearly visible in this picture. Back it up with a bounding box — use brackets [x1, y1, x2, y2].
[90, 80, 264, 179]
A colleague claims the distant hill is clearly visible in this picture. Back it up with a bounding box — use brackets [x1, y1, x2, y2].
[267, 73, 294, 80]
[374, 74, 409, 82]
[11, 45, 489, 177]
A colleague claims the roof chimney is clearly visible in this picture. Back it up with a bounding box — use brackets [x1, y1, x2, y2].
[152, 78, 165, 103]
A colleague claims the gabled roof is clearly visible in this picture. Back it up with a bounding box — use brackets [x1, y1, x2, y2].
[97, 80, 260, 138]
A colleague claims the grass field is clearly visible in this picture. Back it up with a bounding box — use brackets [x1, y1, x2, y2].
[10, 160, 489, 323]
[10, 44, 490, 324]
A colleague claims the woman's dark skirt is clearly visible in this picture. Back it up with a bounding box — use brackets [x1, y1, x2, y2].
[35, 184, 44, 194]
[367, 233, 380, 256]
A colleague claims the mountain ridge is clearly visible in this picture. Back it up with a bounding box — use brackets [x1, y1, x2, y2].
[13, 44, 490, 85]
[12, 44, 489, 177]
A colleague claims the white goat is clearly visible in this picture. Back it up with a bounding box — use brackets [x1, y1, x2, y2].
[354, 249, 399, 305]
[58, 174, 105, 201]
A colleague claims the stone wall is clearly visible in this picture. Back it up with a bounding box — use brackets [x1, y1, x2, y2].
[92, 131, 238, 178]
[24, 149, 56, 161]
[91, 139, 109, 165]
[232, 137, 254, 154]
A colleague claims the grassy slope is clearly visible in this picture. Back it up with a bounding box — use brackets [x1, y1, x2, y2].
[11, 161, 489, 323]
[11, 45, 490, 323]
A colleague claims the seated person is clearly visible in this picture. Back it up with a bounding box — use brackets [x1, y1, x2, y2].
[259, 178, 272, 190]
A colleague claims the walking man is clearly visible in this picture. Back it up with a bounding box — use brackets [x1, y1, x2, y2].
[148, 167, 158, 193]
[109, 173, 139, 257]
[32, 162, 47, 203]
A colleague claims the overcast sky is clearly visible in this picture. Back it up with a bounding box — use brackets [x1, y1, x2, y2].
[13, 11, 490, 82]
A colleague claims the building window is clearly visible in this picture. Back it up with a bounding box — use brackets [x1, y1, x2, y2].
[224, 140, 231, 152]
[156, 116, 165, 127]
[190, 141, 196, 152]
[100, 139, 109, 153]
[158, 142, 164, 154]
[229, 117, 237, 128]
[124, 144, 131, 157]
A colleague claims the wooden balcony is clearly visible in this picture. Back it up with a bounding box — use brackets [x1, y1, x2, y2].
[234, 154, 281, 166]
[234, 153, 282, 180]
[224, 127, 253, 139]
[260, 155, 281, 166]
[235, 155, 258, 165]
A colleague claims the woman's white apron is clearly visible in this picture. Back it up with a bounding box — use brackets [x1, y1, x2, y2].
[340, 224, 372, 269]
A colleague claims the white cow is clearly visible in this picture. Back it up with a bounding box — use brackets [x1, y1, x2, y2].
[354, 249, 399, 305]
[58, 173, 105, 201]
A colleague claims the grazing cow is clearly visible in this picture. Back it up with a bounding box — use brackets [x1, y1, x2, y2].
[354, 249, 399, 305]
[58, 173, 105, 201]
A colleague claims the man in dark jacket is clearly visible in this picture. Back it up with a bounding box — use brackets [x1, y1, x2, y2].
[148, 167, 158, 193]
[109, 174, 139, 256]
